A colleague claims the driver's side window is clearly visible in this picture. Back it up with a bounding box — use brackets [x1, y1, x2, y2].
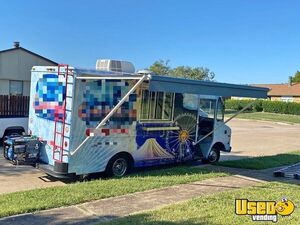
[216, 98, 224, 121]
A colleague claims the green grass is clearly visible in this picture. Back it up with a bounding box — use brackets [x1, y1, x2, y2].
[99, 182, 300, 225]
[0, 165, 227, 218]
[216, 151, 300, 170]
[225, 111, 300, 124]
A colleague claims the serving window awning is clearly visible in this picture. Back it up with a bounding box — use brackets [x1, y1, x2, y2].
[149, 75, 269, 98]
[74, 69, 269, 98]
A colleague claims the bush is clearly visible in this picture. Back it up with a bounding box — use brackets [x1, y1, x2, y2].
[225, 99, 300, 115]
[225, 99, 263, 112]
[262, 101, 300, 115]
[252, 100, 263, 112]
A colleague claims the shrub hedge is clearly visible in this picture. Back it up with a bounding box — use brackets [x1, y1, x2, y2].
[225, 99, 300, 115]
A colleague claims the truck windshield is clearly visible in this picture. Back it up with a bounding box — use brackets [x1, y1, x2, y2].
[199, 99, 216, 119]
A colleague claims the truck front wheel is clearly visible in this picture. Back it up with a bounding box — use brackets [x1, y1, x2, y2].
[202, 147, 220, 164]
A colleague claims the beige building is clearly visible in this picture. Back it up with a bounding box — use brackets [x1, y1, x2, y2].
[254, 83, 300, 103]
[0, 42, 57, 96]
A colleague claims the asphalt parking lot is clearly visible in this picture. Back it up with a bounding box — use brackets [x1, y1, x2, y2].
[0, 149, 65, 194]
[0, 119, 299, 194]
[222, 119, 300, 160]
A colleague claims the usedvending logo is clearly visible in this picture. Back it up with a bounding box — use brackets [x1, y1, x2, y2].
[235, 198, 295, 222]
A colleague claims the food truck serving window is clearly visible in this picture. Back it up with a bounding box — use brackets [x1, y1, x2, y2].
[140, 90, 174, 121]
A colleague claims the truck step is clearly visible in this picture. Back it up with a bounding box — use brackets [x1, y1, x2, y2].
[37, 162, 74, 179]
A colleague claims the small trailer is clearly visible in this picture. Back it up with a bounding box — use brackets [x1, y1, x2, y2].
[27, 64, 268, 177]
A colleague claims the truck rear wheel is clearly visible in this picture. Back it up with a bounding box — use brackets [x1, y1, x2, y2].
[202, 147, 220, 164]
[106, 154, 132, 177]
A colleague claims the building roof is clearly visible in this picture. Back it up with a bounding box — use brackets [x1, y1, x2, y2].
[253, 83, 300, 97]
[0, 46, 58, 65]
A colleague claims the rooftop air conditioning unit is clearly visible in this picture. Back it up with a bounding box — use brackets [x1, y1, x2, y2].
[96, 59, 135, 73]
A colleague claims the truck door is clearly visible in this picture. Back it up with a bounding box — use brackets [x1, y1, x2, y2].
[195, 98, 216, 156]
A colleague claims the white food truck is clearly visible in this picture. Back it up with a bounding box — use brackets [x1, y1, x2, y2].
[22, 62, 268, 177]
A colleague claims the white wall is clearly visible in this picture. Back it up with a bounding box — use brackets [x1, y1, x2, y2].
[23, 81, 31, 96]
[0, 79, 9, 95]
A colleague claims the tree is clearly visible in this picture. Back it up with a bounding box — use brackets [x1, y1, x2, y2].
[148, 60, 215, 81]
[149, 59, 171, 75]
[290, 71, 300, 83]
[171, 66, 215, 81]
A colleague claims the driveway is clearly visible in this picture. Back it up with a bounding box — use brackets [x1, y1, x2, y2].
[222, 119, 300, 161]
[0, 148, 66, 194]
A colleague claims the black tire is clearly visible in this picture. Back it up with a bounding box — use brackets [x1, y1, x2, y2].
[78, 174, 90, 181]
[105, 154, 132, 177]
[202, 147, 220, 164]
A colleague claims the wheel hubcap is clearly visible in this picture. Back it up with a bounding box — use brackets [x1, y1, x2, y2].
[208, 150, 218, 162]
[112, 158, 127, 176]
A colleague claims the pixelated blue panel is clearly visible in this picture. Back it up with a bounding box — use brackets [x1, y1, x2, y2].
[78, 80, 137, 127]
[34, 74, 66, 120]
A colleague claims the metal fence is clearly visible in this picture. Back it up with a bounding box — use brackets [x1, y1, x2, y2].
[0, 95, 29, 117]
